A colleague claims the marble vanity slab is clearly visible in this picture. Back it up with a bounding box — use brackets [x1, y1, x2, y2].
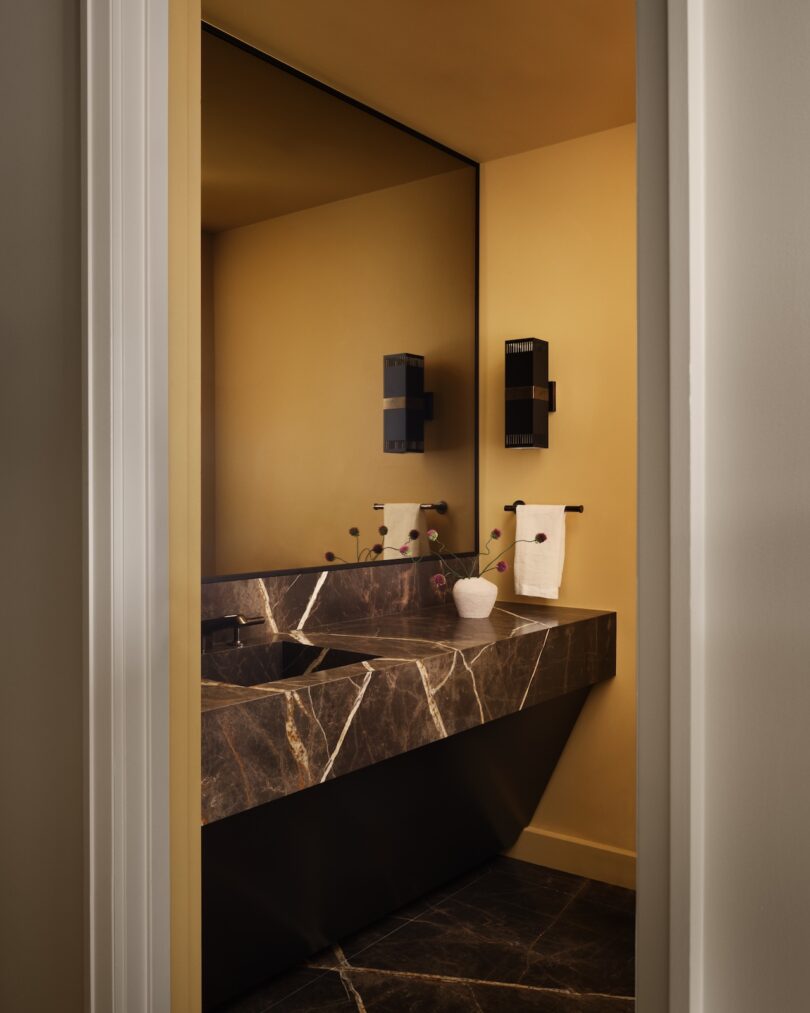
[201, 602, 616, 825]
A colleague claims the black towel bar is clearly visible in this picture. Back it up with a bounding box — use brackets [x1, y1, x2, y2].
[373, 501, 448, 514]
[503, 500, 584, 513]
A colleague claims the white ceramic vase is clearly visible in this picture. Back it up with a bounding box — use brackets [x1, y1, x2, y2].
[452, 577, 498, 619]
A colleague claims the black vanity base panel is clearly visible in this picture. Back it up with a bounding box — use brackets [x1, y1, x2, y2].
[202, 688, 589, 1011]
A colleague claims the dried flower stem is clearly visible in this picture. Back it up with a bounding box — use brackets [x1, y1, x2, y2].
[478, 539, 539, 577]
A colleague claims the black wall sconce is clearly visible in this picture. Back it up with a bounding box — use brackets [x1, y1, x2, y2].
[505, 338, 556, 449]
[383, 353, 434, 453]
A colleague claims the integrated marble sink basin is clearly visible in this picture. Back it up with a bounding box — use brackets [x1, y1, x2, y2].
[201, 603, 617, 825]
[202, 639, 379, 688]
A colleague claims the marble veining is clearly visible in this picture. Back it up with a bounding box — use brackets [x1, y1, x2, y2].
[202, 557, 459, 643]
[202, 603, 615, 824]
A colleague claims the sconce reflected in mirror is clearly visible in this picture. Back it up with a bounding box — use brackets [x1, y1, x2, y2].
[383, 353, 434, 453]
[505, 338, 556, 449]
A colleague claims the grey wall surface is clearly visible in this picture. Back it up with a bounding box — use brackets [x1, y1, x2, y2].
[0, 4, 85, 1012]
[703, 2, 810, 1011]
[635, 0, 670, 1007]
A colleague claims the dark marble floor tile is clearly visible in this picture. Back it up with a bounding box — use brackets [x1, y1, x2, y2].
[580, 879, 637, 917]
[439, 855, 585, 919]
[225, 966, 635, 1013]
[321, 860, 634, 998]
[338, 968, 635, 1012]
[213, 964, 324, 1013]
[318, 892, 553, 988]
[532, 895, 634, 998]
[221, 859, 635, 1011]
[265, 973, 357, 1012]
[215, 967, 345, 1012]
[331, 919, 414, 965]
[312, 862, 499, 967]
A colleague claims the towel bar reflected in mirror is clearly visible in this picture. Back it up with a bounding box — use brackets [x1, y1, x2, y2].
[373, 501, 448, 514]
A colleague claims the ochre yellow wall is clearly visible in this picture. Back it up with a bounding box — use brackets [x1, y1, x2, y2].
[480, 124, 637, 884]
[206, 170, 476, 575]
[170, 0, 201, 1008]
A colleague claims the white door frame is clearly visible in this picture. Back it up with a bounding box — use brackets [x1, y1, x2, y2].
[668, 2, 707, 1010]
[83, 0, 171, 1009]
[637, 0, 706, 1010]
[81, 1, 704, 1009]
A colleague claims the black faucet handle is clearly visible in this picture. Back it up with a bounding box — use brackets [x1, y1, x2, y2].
[232, 614, 265, 647]
[201, 613, 266, 651]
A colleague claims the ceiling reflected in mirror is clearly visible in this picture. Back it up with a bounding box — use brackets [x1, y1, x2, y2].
[202, 29, 465, 232]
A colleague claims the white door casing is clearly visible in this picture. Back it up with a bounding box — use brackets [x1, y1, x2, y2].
[83, 0, 171, 1009]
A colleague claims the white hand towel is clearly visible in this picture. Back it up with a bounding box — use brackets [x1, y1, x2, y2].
[514, 505, 566, 598]
[383, 503, 425, 557]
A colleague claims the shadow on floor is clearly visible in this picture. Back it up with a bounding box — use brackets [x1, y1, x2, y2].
[218, 856, 635, 1011]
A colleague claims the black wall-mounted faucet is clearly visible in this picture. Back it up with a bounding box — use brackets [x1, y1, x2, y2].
[201, 614, 265, 652]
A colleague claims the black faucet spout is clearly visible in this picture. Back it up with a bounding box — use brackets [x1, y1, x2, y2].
[201, 614, 265, 651]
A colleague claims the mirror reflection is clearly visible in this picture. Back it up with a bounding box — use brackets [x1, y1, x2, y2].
[201, 27, 478, 576]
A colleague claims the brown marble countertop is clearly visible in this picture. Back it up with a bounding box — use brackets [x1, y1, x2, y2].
[201, 602, 616, 825]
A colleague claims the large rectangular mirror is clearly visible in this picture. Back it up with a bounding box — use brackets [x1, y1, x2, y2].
[202, 25, 478, 577]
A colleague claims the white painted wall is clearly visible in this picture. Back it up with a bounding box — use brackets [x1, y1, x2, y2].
[701, 2, 810, 1010]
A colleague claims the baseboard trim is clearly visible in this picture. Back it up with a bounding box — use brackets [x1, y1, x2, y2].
[505, 826, 636, 889]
